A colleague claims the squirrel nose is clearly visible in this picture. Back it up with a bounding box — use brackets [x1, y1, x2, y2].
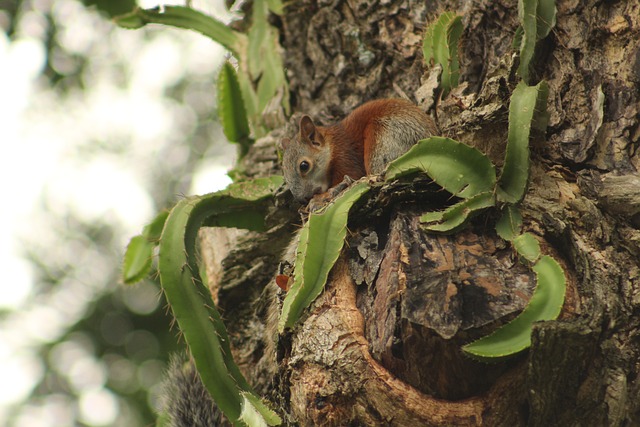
[301, 187, 323, 203]
[311, 187, 324, 198]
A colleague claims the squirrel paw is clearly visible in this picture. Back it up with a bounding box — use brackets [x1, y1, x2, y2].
[306, 176, 355, 213]
[306, 192, 333, 213]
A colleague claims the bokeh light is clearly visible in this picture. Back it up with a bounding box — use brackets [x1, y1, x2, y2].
[0, 0, 236, 425]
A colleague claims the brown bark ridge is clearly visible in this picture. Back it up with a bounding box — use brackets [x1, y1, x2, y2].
[201, 1, 640, 425]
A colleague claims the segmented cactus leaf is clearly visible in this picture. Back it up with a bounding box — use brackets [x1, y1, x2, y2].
[495, 205, 523, 241]
[122, 210, 169, 285]
[462, 255, 566, 358]
[218, 62, 252, 156]
[387, 137, 497, 199]
[114, 6, 245, 55]
[279, 182, 370, 332]
[421, 192, 495, 233]
[513, 232, 541, 262]
[498, 81, 549, 204]
[423, 12, 463, 96]
[157, 176, 282, 425]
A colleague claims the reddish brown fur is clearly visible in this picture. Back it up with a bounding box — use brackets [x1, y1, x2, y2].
[316, 123, 366, 187]
[319, 99, 428, 185]
[282, 99, 435, 202]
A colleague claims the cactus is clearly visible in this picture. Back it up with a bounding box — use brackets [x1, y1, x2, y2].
[498, 80, 549, 204]
[495, 205, 523, 241]
[423, 12, 463, 96]
[114, 6, 245, 55]
[114, 0, 289, 144]
[122, 209, 168, 285]
[517, 0, 557, 83]
[512, 232, 542, 262]
[279, 182, 370, 332]
[462, 255, 566, 358]
[218, 62, 252, 157]
[387, 137, 496, 199]
[420, 192, 495, 233]
[124, 177, 283, 426]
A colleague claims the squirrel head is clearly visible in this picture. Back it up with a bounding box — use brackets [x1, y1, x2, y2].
[279, 115, 332, 203]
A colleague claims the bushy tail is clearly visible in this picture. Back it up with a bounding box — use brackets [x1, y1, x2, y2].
[159, 353, 223, 427]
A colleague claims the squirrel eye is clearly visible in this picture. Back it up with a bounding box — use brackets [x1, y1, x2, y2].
[299, 160, 310, 173]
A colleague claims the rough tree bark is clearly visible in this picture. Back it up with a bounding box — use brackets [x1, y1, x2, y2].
[202, 1, 640, 425]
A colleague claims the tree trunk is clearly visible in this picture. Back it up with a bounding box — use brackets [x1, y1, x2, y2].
[203, 1, 640, 425]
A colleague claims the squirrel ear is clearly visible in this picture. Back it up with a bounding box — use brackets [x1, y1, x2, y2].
[299, 115, 316, 142]
[278, 137, 290, 151]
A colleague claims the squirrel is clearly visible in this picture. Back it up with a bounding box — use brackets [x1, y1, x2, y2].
[157, 100, 437, 426]
[279, 98, 437, 203]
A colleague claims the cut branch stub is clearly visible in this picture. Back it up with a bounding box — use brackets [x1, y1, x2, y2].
[357, 212, 535, 400]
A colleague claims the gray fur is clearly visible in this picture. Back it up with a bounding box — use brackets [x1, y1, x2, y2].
[159, 353, 222, 427]
[281, 134, 332, 202]
[368, 114, 433, 174]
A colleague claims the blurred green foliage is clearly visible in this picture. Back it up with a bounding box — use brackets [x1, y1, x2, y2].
[2, 1, 231, 425]
[82, 0, 137, 17]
